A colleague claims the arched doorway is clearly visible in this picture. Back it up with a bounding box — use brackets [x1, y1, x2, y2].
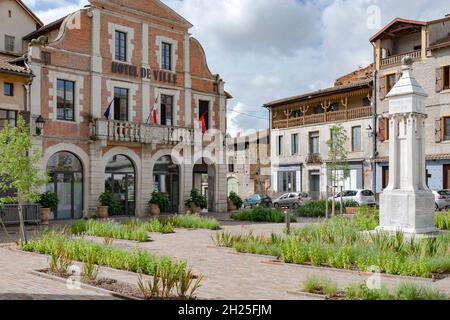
[228, 177, 238, 196]
[105, 155, 135, 216]
[153, 155, 180, 213]
[47, 152, 83, 220]
[193, 159, 216, 212]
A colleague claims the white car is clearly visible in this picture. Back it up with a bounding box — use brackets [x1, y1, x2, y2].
[432, 190, 450, 211]
[328, 189, 376, 207]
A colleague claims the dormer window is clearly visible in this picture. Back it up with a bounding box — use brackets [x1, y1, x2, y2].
[115, 31, 127, 62]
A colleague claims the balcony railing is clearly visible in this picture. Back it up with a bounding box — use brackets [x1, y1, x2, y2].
[381, 50, 421, 68]
[91, 119, 194, 145]
[273, 106, 372, 129]
[305, 153, 322, 164]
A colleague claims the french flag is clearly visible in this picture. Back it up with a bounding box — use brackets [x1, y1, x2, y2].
[147, 95, 159, 124]
[104, 100, 114, 120]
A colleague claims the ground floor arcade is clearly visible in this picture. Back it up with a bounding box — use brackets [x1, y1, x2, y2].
[38, 140, 228, 220]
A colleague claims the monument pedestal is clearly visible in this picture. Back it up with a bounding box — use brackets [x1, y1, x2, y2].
[377, 56, 437, 236]
[378, 190, 436, 235]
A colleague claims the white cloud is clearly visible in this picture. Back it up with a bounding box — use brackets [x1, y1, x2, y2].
[28, 0, 450, 137]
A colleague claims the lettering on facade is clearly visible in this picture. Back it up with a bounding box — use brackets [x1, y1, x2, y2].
[111, 61, 177, 84]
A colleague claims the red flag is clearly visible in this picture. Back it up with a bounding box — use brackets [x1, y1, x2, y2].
[199, 112, 207, 135]
[152, 106, 158, 124]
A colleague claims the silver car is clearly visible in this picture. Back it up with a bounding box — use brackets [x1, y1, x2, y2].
[433, 190, 450, 211]
[273, 192, 311, 209]
[328, 189, 376, 207]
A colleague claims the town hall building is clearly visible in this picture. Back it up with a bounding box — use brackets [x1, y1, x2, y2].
[24, 0, 230, 219]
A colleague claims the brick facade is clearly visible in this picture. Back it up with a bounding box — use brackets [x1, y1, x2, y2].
[26, 0, 229, 219]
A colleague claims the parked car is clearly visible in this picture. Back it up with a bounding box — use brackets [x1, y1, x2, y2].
[273, 192, 312, 209]
[328, 189, 376, 207]
[433, 190, 450, 211]
[242, 194, 272, 209]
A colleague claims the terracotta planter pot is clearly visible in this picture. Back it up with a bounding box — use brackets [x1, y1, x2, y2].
[98, 206, 109, 219]
[190, 204, 201, 214]
[41, 208, 51, 225]
[228, 201, 237, 212]
[345, 207, 358, 215]
[149, 203, 161, 217]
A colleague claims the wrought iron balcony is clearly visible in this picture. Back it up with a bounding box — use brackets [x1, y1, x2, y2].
[91, 119, 194, 145]
[305, 153, 322, 164]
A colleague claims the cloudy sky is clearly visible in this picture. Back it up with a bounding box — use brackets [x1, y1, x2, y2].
[23, 0, 450, 136]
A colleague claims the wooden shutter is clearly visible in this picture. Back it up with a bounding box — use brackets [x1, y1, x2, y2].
[436, 67, 443, 92]
[435, 118, 442, 143]
[378, 117, 386, 142]
[379, 76, 386, 100]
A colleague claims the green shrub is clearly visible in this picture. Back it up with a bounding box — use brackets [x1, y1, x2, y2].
[396, 283, 448, 300]
[20, 232, 186, 278]
[228, 191, 243, 209]
[38, 192, 59, 213]
[185, 189, 207, 209]
[345, 283, 448, 300]
[144, 219, 175, 234]
[70, 220, 150, 242]
[169, 215, 220, 230]
[295, 200, 360, 218]
[149, 191, 170, 211]
[215, 215, 450, 278]
[231, 207, 284, 223]
[303, 276, 339, 298]
[436, 211, 450, 230]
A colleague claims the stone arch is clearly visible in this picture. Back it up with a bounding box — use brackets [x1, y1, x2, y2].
[42, 143, 90, 218]
[148, 149, 183, 213]
[102, 147, 142, 217]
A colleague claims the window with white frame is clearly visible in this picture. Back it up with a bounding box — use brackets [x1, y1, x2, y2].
[115, 31, 127, 62]
[161, 42, 172, 71]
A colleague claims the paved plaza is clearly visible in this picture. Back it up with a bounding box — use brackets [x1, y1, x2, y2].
[0, 219, 449, 300]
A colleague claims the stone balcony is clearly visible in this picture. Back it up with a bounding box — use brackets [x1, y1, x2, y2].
[91, 119, 194, 145]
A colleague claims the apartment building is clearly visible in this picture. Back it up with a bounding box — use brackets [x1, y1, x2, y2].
[0, 0, 42, 152]
[371, 16, 450, 193]
[264, 66, 374, 200]
[23, 0, 230, 220]
[0, 0, 42, 56]
[227, 130, 271, 199]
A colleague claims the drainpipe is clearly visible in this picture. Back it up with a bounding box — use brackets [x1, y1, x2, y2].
[372, 69, 378, 194]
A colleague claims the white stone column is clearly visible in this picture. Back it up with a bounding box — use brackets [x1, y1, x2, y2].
[378, 57, 436, 235]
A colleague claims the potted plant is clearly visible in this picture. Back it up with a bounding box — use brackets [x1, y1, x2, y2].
[148, 191, 169, 217]
[98, 192, 118, 219]
[38, 192, 58, 225]
[228, 191, 243, 212]
[185, 189, 207, 214]
[344, 200, 359, 215]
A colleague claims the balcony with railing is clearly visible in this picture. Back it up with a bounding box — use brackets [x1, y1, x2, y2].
[305, 153, 322, 164]
[91, 119, 194, 145]
[273, 106, 372, 130]
[381, 49, 422, 68]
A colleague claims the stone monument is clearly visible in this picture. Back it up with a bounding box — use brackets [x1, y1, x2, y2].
[378, 56, 437, 235]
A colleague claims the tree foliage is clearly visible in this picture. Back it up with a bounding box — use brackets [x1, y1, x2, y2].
[0, 116, 48, 240]
[326, 124, 350, 187]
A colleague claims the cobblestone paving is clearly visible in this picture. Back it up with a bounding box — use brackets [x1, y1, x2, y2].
[0, 219, 449, 300]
